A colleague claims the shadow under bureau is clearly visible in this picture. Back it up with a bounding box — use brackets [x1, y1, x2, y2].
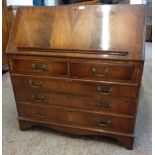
[7, 5, 145, 149]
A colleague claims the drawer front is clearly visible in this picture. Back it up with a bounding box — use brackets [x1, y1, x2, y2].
[70, 61, 136, 81]
[15, 90, 135, 115]
[9, 56, 67, 76]
[69, 80, 138, 99]
[67, 108, 134, 133]
[18, 103, 134, 133]
[12, 75, 70, 93]
[18, 103, 69, 124]
[11, 75, 138, 99]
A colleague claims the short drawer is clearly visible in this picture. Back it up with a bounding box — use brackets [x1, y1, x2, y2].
[70, 61, 136, 82]
[11, 75, 138, 99]
[9, 56, 67, 76]
[15, 90, 135, 115]
[18, 103, 134, 133]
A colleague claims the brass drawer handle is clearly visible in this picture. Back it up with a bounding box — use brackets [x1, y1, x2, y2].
[32, 95, 45, 102]
[97, 86, 113, 95]
[66, 79, 72, 83]
[91, 67, 109, 77]
[67, 93, 73, 99]
[97, 118, 112, 127]
[68, 108, 75, 112]
[36, 110, 47, 118]
[96, 102, 111, 109]
[31, 63, 47, 72]
[91, 67, 96, 74]
[29, 80, 42, 88]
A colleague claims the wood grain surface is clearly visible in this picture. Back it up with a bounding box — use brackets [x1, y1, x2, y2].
[7, 5, 145, 60]
[7, 5, 146, 150]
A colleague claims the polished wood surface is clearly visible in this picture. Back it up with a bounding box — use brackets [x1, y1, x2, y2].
[18, 118, 134, 149]
[7, 5, 145, 60]
[8, 55, 143, 83]
[18, 103, 134, 133]
[11, 74, 138, 98]
[7, 5, 145, 150]
[2, 0, 8, 66]
[9, 56, 68, 76]
[14, 90, 136, 115]
[2, 0, 14, 68]
[70, 61, 136, 82]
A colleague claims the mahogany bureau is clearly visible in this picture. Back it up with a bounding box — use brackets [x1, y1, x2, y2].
[6, 5, 145, 149]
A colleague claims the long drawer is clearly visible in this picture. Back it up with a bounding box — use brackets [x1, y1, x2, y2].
[15, 90, 135, 115]
[18, 103, 134, 133]
[9, 56, 67, 76]
[11, 75, 138, 99]
[70, 61, 136, 82]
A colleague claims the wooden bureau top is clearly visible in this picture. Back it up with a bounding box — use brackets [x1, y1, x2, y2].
[7, 5, 145, 60]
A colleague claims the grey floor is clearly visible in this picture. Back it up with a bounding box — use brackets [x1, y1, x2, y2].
[2, 43, 152, 155]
